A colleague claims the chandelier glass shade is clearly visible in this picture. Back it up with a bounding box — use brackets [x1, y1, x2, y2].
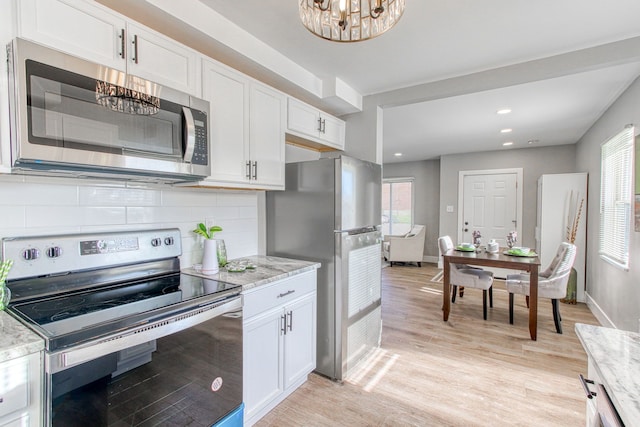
[299, 0, 405, 42]
[95, 80, 160, 115]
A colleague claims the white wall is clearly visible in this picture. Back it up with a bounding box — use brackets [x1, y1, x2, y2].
[575, 75, 640, 331]
[0, 175, 260, 269]
[438, 145, 578, 249]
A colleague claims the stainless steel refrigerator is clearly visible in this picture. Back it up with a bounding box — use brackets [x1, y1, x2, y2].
[266, 155, 382, 381]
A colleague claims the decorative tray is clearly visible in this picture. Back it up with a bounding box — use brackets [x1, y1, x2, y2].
[503, 249, 538, 257]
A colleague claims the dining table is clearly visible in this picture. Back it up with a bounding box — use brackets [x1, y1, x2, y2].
[442, 247, 541, 340]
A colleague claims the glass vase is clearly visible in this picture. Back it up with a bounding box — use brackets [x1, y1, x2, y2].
[0, 284, 10, 311]
[216, 239, 227, 267]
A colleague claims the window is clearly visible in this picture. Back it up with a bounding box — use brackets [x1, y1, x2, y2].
[382, 178, 414, 235]
[599, 125, 634, 269]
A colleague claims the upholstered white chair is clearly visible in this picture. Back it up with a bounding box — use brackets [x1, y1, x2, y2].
[438, 235, 494, 320]
[506, 242, 577, 334]
[383, 225, 426, 267]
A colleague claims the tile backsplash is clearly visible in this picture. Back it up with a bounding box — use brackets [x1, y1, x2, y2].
[0, 174, 260, 268]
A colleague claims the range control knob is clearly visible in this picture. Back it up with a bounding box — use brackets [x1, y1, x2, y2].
[46, 246, 63, 258]
[22, 248, 40, 261]
[164, 237, 174, 246]
[151, 238, 162, 247]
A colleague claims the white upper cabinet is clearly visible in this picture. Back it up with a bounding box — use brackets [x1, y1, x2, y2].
[125, 23, 199, 95]
[287, 97, 345, 150]
[17, 0, 126, 70]
[249, 84, 286, 187]
[16, 0, 200, 95]
[201, 59, 285, 190]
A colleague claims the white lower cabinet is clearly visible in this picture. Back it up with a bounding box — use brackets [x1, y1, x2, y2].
[243, 271, 317, 426]
[0, 352, 42, 427]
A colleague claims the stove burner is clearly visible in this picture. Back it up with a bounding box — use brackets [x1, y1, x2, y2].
[13, 275, 183, 326]
[31, 296, 87, 314]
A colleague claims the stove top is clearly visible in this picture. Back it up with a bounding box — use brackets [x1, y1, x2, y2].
[9, 272, 240, 351]
[2, 228, 241, 352]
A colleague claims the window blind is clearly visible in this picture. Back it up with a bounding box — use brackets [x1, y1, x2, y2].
[599, 125, 634, 269]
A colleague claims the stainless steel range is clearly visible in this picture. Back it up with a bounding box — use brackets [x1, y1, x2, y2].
[2, 228, 243, 427]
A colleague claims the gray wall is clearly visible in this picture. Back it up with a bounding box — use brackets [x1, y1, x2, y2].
[383, 160, 441, 258]
[438, 145, 578, 249]
[576, 75, 640, 332]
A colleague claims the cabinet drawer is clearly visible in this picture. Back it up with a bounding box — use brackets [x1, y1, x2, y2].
[0, 358, 29, 419]
[243, 271, 316, 319]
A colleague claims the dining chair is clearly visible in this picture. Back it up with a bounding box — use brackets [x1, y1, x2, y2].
[506, 242, 577, 334]
[438, 236, 494, 320]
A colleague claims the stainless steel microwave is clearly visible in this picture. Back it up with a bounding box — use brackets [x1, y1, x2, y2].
[6, 38, 210, 183]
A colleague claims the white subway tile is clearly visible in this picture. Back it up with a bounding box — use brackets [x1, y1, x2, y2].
[161, 188, 218, 207]
[0, 206, 26, 228]
[0, 181, 77, 205]
[79, 186, 161, 206]
[217, 192, 258, 207]
[26, 206, 126, 227]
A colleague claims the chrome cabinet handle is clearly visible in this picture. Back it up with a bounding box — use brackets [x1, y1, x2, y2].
[246, 161, 252, 179]
[132, 34, 139, 64]
[579, 374, 597, 399]
[321, 118, 326, 133]
[277, 290, 295, 298]
[252, 161, 257, 180]
[317, 117, 323, 132]
[281, 314, 287, 335]
[287, 311, 293, 332]
[119, 28, 125, 59]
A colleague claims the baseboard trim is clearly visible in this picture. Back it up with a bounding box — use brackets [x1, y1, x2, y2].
[585, 292, 613, 328]
[423, 255, 438, 264]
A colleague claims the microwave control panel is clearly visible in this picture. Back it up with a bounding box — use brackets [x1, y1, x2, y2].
[190, 109, 208, 166]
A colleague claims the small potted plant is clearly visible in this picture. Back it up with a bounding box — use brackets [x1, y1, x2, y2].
[192, 223, 224, 274]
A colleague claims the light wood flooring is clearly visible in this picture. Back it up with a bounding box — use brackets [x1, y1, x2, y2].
[256, 263, 600, 427]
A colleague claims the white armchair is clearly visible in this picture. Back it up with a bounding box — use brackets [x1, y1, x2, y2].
[506, 242, 577, 334]
[382, 225, 426, 267]
[438, 235, 494, 320]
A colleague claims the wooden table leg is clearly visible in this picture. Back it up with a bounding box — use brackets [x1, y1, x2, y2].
[443, 259, 451, 321]
[529, 264, 539, 340]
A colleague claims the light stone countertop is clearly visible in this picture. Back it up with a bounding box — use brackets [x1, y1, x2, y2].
[182, 255, 321, 291]
[0, 310, 44, 363]
[0, 255, 318, 364]
[575, 323, 640, 425]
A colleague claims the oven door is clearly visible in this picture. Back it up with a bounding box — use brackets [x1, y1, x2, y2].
[46, 296, 242, 427]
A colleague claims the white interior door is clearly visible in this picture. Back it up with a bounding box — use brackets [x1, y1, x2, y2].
[458, 170, 523, 278]
[462, 173, 517, 245]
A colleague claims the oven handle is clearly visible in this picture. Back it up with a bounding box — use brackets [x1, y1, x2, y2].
[48, 295, 242, 374]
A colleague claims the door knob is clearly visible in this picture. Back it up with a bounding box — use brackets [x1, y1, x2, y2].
[464, 221, 469, 225]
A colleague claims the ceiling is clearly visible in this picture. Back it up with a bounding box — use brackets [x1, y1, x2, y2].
[109, 0, 640, 163]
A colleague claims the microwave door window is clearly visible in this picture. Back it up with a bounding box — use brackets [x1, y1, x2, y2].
[26, 60, 181, 160]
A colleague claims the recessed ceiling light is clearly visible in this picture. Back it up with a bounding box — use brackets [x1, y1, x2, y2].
[394, 152, 403, 157]
[497, 108, 512, 115]
[500, 128, 513, 133]
[503, 141, 514, 146]
[527, 139, 539, 145]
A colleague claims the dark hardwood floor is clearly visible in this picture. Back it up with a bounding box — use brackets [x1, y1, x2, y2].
[256, 263, 600, 426]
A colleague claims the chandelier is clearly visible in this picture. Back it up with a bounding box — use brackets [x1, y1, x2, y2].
[299, 0, 405, 42]
[95, 80, 160, 115]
